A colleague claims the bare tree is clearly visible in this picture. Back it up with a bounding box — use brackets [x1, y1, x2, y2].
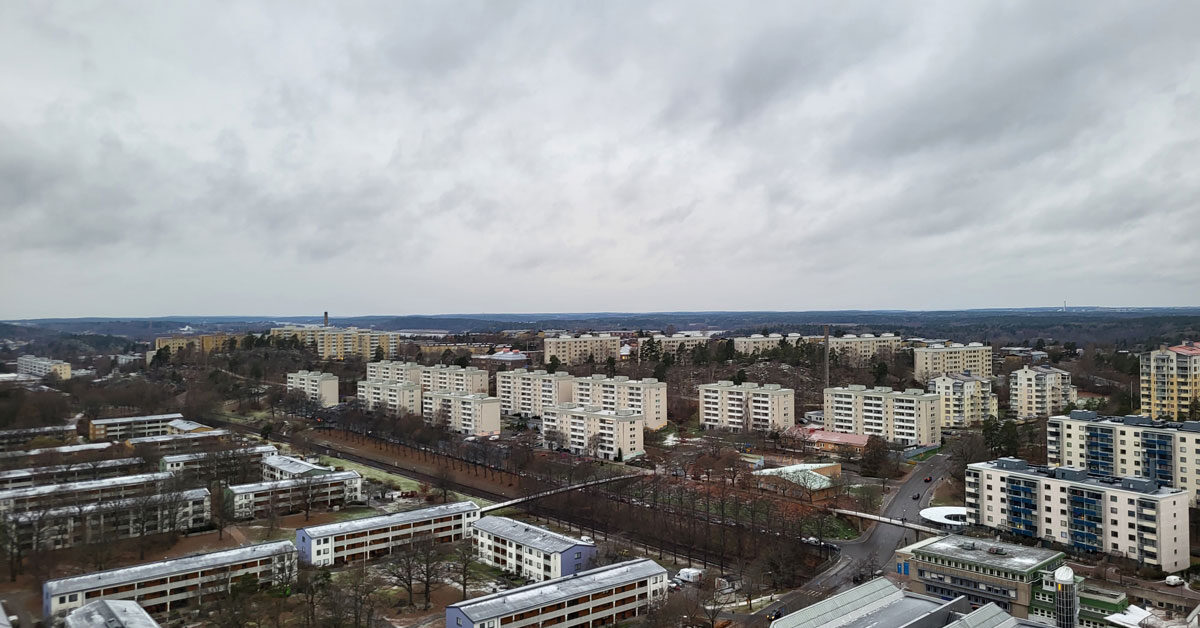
[384, 541, 421, 609]
[448, 539, 479, 601]
[414, 534, 447, 609]
[434, 466, 455, 503]
[336, 561, 389, 627]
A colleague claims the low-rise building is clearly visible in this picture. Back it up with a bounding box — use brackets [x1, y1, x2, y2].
[16, 488, 211, 552]
[356, 379, 422, 414]
[64, 599, 162, 628]
[823, 385, 942, 446]
[165, 419, 212, 434]
[124, 430, 231, 454]
[540, 404, 644, 460]
[496, 369, 574, 417]
[286, 370, 339, 407]
[572, 375, 668, 430]
[929, 373, 998, 427]
[0, 424, 76, 452]
[914, 342, 993, 381]
[785, 427, 871, 456]
[470, 516, 597, 582]
[698, 381, 794, 432]
[751, 463, 841, 501]
[17, 354, 71, 379]
[0, 471, 171, 515]
[422, 391, 502, 436]
[43, 540, 297, 619]
[445, 559, 668, 628]
[87, 413, 184, 441]
[158, 445, 278, 479]
[297, 501, 480, 566]
[543, 334, 621, 365]
[225, 471, 362, 520]
[0, 442, 114, 462]
[0, 457, 146, 490]
[1009, 366, 1078, 420]
[261, 455, 333, 481]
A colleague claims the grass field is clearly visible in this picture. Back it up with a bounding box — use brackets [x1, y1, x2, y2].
[319, 455, 493, 507]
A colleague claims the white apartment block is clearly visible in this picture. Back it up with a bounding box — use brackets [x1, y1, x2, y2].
[698, 381, 794, 432]
[573, 375, 668, 430]
[261, 455, 333, 481]
[366, 361, 488, 394]
[823, 385, 942, 446]
[366, 359, 423, 382]
[445, 559, 668, 628]
[286, 370, 340, 407]
[541, 403, 645, 460]
[87, 413, 184, 440]
[827, 333, 903, 366]
[1140, 342, 1200, 420]
[733, 333, 812, 355]
[543, 334, 621, 365]
[965, 458, 1189, 573]
[496, 369, 574, 417]
[1010, 366, 1078, 419]
[929, 373, 998, 428]
[43, 540, 297, 618]
[225, 470, 362, 519]
[17, 354, 71, 379]
[645, 333, 711, 356]
[471, 515, 598, 582]
[1047, 411, 1200, 507]
[914, 342, 993, 381]
[16, 488, 211, 553]
[357, 379, 422, 414]
[422, 391, 502, 436]
[297, 501, 480, 567]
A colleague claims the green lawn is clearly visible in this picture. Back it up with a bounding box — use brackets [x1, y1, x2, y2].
[318, 456, 493, 507]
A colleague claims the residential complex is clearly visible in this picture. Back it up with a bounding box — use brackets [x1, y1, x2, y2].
[698, 381, 794, 432]
[158, 445, 277, 478]
[445, 559, 668, 628]
[286, 370, 340, 407]
[1010, 366, 1078, 419]
[914, 342, 993, 381]
[297, 501, 479, 566]
[929, 373, 998, 427]
[125, 430, 231, 454]
[15, 488, 211, 552]
[573, 375, 668, 430]
[0, 424, 76, 451]
[496, 369, 574, 417]
[366, 361, 488, 394]
[357, 378, 422, 414]
[823, 385, 942, 446]
[543, 334, 621, 365]
[1140, 342, 1200, 420]
[0, 457, 146, 490]
[17, 354, 72, 379]
[422, 391, 502, 436]
[225, 470, 362, 519]
[86, 413, 185, 440]
[261, 455, 333, 481]
[0, 471, 169, 514]
[43, 540, 297, 618]
[733, 333, 808, 355]
[644, 333, 710, 356]
[152, 333, 236, 356]
[541, 404, 645, 460]
[828, 333, 903, 366]
[471, 515, 598, 582]
[269, 325, 415, 360]
[1046, 410, 1200, 507]
[965, 458, 1189, 572]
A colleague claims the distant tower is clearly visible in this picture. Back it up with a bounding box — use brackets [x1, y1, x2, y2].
[324, 311, 329, 327]
[1054, 565, 1078, 628]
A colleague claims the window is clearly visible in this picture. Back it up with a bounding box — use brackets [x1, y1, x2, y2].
[456, 619, 462, 626]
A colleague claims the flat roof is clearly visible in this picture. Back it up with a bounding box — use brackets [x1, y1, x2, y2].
[449, 559, 665, 622]
[969, 459, 1185, 497]
[1049, 410, 1200, 434]
[0, 424, 75, 436]
[166, 419, 209, 432]
[262, 455, 330, 476]
[91, 413, 183, 426]
[44, 540, 295, 597]
[906, 535, 1062, 573]
[0, 457, 143, 480]
[299, 501, 479, 538]
[472, 516, 591, 554]
[0, 471, 170, 501]
[0, 442, 112, 459]
[227, 470, 360, 494]
[771, 578, 949, 628]
[160, 445, 277, 463]
[126, 430, 230, 445]
[64, 599, 161, 628]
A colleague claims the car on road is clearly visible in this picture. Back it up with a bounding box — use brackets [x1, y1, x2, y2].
[912, 492, 920, 500]
[924, 476, 932, 482]
[766, 607, 786, 620]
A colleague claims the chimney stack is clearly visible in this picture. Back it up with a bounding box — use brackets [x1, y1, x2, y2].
[324, 311, 329, 327]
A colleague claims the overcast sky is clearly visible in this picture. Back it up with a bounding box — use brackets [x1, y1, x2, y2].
[2, 2, 1199, 319]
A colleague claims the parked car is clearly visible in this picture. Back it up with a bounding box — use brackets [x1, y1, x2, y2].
[924, 476, 932, 482]
[912, 493, 920, 500]
[1166, 576, 1185, 586]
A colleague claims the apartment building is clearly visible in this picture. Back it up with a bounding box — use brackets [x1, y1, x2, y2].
[1140, 342, 1200, 420]
[0, 457, 145, 490]
[471, 516, 597, 582]
[0, 442, 114, 464]
[929, 373, 998, 428]
[152, 333, 236, 356]
[828, 333, 903, 366]
[445, 559, 668, 628]
[0, 424, 76, 452]
[965, 458, 1189, 573]
[1046, 410, 1200, 507]
[914, 342, 993, 381]
[270, 325, 413, 360]
[366, 361, 489, 394]
[286, 370, 340, 407]
[159, 445, 277, 478]
[16, 487, 211, 552]
[543, 334, 621, 365]
[43, 540, 297, 618]
[733, 333, 806, 355]
[698, 381, 794, 432]
[0, 471, 170, 515]
[125, 430, 231, 454]
[225, 470, 362, 520]
[64, 599, 162, 628]
[644, 333, 711, 356]
[541, 404, 645, 460]
[297, 501, 479, 567]
[823, 385, 942, 446]
[17, 354, 72, 379]
[1010, 366, 1078, 419]
[87, 413, 184, 441]
[422, 391, 502, 436]
[366, 360, 423, 383]
[261, 455, 333, 481]
[573, 375, 668, 430]
[496, 369, 574, 417]
[357, 379, 422, 414]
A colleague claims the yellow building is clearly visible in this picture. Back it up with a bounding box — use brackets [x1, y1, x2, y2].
[16, 355, 71, 379]
[543, 334, 620, 365]
[1140, 342, 1200, 420]
[153, 333, 236, 355]
[914, 342, 992, 382]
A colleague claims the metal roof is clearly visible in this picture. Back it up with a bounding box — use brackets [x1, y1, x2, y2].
[0, 457, 143, 480]
[299, 501, 479, 538]
[752, 464, 838, 491]
[63, 600, 161, 628]
[262, 455, 330, 476]
[471, 516, 592, 554]
[166, 419, 209, 432]
[0, 442, 112, 459]
[770, 578, 945, 628]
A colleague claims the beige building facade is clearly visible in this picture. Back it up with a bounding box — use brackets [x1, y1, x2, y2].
[543, 334, 620, 365]
[572, 375, 668, 430]
[646, 333, 711, 356]
[357, 379, 422, 414]
[495, 369, 574, 417]
[929, 373, 998, 427]
[823, 385, 941, 446]
[1140, 342, 1200, 420]
[698, 381, 794, 432]
[286, 370, 339, 407]
[914, 342, 992, 381]
[422, 391, 502, 436]
[541, 403, 644, 459]
[366, 361, 488, 394]
[826, 333, 902, 366]
[17, 355, 71, 379]
[732, 333, 814, 355]
[1010, 365, 1078, 419]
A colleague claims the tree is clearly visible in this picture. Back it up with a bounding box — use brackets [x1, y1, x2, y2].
[374, 346, 385, 362]
[434, 466, 455, 502]
[586, 433, 604, 458]
[546, 355, 561, 374]
[859, 435, 893, 478]
[385, 544, 420, 609]
[605, 356, 617, 377]
[732, 369, 747, 385]
[413, 535, 447, 609]
[870, 358, 889, 385]
[448, 540, 478, 601]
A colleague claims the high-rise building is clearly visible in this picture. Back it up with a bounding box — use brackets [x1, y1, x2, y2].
[422, 391, 502, 436]
[366, 361, 488, 394]
[152, 333, 237, 356]
[827, 333, 903, 366]
[541, 404, 645, 460]
[572, 375, 668, 430]
[823, 385, 941, 446]
[1140, 342, 1200, 420]
[542, 334, 621, 365]
[495, 369, 574, 417]
[732, 333, 813, 355]
[356, 379, 422, 414]
[644, 333, 711, 356]
[929, 373, 998, 427]
[698, 381, 794, 432]
[286, 370, 339, 407]
[1010, 366, 1078, 419]
[914, 343, 993, 381]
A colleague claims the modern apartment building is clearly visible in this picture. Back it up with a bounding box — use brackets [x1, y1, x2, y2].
[733, 333, 809, 355]
[965, 458, 1189, 573]
[286, 370, 340, 407]
[366, 361, 489, 394]
[914, 342, 993, 381]
[929, 373, 998, 428]
[422, 391, 502, 436]
[0, 471, 170, 515]
[496, 369, 574, 417]
[152, 333, 236, 356]
[644, 333, 711, 356]
[445, 559, 668, 628]
[17, 354, 72, 379]
[573, 375, 668, 430]
[471, 516, 597, 582]
[357, 379, 422, 414]
[0, 424, 76, 451]
[225, 470, 362, 519]
[1140, 342, 1200, 420]
[698, 381, 794, 432]
[543, 334, 621, 365]
[86, 413, 184, 441]
[297, 501, 480, 566]
[1046, 410, 1200, 507]
[828, 333, 903, 366]
[823, 385, 942, 446]
[540, 404, 645, 460]
[43, 540, 297, 618]
[16, 488, 211, 552]
[64, 599, 162, 628]
[270, 325, 416, 360]
[1010, 366, 1078, 419]
[0, 457, 146, 490]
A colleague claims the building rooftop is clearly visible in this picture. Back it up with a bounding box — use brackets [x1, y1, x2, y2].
[472, 516, 592, 554]
[160, 445, 277, 464]
[0, 471, 170, 501]
[753, 464, 838, 491]
[700, 381, 792, 393]
[262, 455, 331, 476]
[1017, 365, 1070, 375]
[933, 372, 992, 383]
[91, 413, 183, 426]
[1164, 342, 1200, 357]
[166, 419, 209, 432]
[902, 535, 1062, 574]
[771, 577, 947, 628]
[546, 403, 642, 420]
[0, 424, 75, 436]
[64, 599, 161, 628]
[0, 457, 143, 481]
[919, 507, 969, 527]
[16, 488, 209, 523]
[448, 559, 665, 622]
[126, 430, 230, 445]
[0, 442, 112, 459]
[971, 458, 1185, 497]
[299, 501, 479, 538]
[1050, 410, 1200, 433]
[226, 470, 360, 494]
[44, 541, 295, 597]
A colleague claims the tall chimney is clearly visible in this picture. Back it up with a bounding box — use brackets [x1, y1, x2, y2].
[1054, 566, 1078, 628]
[324, 311, 329, 327]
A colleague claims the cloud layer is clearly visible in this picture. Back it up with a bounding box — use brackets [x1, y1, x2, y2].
[2, 1, 1198, 317]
